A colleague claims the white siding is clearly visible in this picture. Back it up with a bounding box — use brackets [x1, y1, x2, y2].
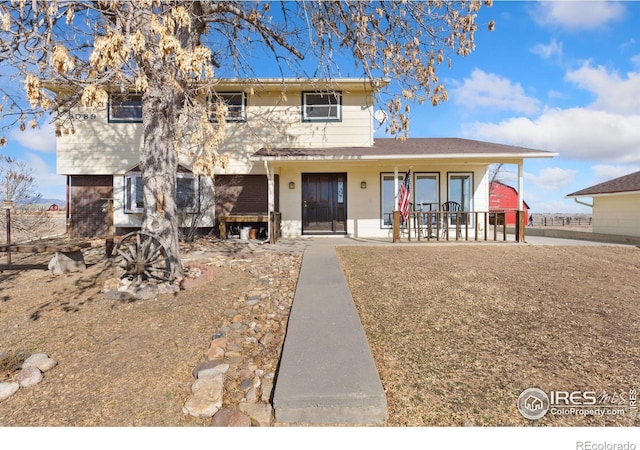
[57, 90, 375, 175]
[57, 106, 143, 175]
[592, 194, 640, 237]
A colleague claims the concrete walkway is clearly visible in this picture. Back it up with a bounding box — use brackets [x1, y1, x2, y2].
[270, 233, 634, 425]
[272, 239, 388, 425]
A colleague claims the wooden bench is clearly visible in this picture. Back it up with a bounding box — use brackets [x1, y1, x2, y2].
[218, 213, 270, 240]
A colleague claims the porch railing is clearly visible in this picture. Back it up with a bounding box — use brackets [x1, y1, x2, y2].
[392, 210, 527, 242]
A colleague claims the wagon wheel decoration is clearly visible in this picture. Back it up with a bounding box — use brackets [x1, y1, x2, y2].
[111, 231, 173, 282]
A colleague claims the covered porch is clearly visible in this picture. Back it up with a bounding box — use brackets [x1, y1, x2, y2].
[250, 138, 557, 241]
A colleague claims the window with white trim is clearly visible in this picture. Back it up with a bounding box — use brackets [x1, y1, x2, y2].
[109, 94, 143, 123]
[447, 172, 473, 226]
[176, 174, 200, 213]
[209, 92, 246, 122]
[124, 173, 144, 213]
[124, 173, 200, 214]
[380, 172, 407, 228]
[302, 91, 342, 121]
[414, 173, 440, 211]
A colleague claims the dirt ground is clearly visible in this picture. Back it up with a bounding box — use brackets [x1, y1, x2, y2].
[2, 238, 639, 427]
[0, 238, 270, 426]
[337, 244, 640, 426]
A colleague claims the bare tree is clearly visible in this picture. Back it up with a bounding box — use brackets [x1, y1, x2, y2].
[0, 1, 493, 279]
[0, 155, 40, 205]
[0, 155, 54, 241]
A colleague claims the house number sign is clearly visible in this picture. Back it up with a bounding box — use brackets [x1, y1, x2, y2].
[73, 113, 97, 120]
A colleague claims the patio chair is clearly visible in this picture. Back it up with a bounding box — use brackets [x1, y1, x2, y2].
[441, 201, 462, 239]
[416, 202, 439, 238]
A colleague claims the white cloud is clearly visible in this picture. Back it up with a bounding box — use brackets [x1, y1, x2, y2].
[530, 1, 625, 30]
[564, 62, 640, 114]
[464, 107, 640, 163]
[531, 39, 563, 62]
[525, 167, 579, 192]
[451, 68, 540, 115]
[462, 61, 640, 163]
[591, 164, 640, 183]
[9, 121, 56, 153]
[24, 153, 66, 199]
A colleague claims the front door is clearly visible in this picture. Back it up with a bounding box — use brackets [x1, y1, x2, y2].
[302, 173, 347, 234]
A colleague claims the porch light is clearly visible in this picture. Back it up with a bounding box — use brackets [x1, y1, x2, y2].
[289, 181, 295, 189]
[360, 181, 367, 189]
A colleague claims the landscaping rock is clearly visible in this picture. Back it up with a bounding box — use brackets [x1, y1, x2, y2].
[210, 408, 251, 427]
[134, 283, 158, 300]
[48, 250, 86, 275]
[0, 382, 20, 402]
[22, 353, 57, 372]
[238, 402, 273, 427]
[183, 374, 225, 418]
[193, 360, 229, 378]
[16, 366, 43, 387]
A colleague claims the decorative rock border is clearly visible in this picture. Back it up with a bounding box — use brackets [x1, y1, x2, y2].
[180, 245, 303, 426]
[0, 353, 58, 402]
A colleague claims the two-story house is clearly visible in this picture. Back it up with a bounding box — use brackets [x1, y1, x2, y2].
[50, 78, 556, 240]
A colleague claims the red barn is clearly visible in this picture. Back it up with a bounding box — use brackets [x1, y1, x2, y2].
[489, 181, 530, 225]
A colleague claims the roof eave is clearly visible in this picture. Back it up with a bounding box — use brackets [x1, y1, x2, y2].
[566, 190, 640, 198]
[252, 152, 558, 162]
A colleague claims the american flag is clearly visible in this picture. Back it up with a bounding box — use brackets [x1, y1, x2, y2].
[398, 170, 411, 222]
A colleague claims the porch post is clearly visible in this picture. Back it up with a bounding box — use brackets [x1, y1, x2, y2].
[392, 211, 400, 243]
[394, 166, 399, 210]
[264, 161, 274, 242]
[516, 162, 525, 242]
[393, 166, 399, 243]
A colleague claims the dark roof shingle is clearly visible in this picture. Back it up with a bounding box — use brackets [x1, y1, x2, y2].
[567, 170, 640, 197]
[252, 138, 555, 159]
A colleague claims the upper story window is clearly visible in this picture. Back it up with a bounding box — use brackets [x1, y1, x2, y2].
[209, 92, 246, 123]
[109, 94, 143, 123]
[302, 91, 342, 122]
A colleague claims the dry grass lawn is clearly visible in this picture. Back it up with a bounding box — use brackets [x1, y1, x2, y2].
[337, 244, 640, 427]
[2, 238, 639, 428]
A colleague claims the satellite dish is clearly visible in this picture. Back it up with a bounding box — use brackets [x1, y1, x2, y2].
[374, 110, 387, 127]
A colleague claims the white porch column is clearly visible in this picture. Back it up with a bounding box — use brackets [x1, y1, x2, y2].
[394, 166, 399, 209]
[517, 162, 524, 210]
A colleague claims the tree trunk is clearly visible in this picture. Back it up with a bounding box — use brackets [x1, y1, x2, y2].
[136, 3, 208, 281]
[141, 75, 183, 280]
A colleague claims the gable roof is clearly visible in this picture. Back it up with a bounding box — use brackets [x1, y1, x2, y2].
[252, 138, 556, 161]
[566, 170, 640, 197]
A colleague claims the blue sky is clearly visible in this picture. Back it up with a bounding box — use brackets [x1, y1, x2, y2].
[3, 1, 640, 214]
[397, 0, 640, 215]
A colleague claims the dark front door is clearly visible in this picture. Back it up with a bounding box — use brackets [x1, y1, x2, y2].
[302, 173, 347, 234]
